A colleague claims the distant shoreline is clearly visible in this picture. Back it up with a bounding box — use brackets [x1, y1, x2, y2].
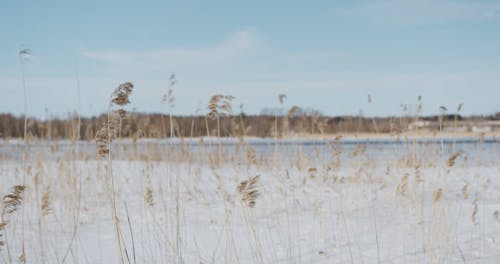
[3, 131, 498, 145]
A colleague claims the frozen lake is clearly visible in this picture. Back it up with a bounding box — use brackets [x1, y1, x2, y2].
[1, 136, 498, 163]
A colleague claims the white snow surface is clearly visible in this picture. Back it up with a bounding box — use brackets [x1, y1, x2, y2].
[0, 140, 499, 263]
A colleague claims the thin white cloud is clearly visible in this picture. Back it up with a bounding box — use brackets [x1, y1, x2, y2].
[332, 0, 500, 25]
[80, 30, 258, 70]
[289, 51, 342, 61]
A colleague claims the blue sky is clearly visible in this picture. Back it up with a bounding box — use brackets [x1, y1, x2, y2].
[1, 0, 499, 118]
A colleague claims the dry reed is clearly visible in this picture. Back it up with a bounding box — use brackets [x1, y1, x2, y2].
[145, 188, 154, 207]
[0, 185, 26, 262]
[493, 211, 500, 222]
[462, 184, 469, 200]
[40, 187, 51, 216]
[447, 151, 463, 167]
[238, 175, 260, 208]
[396, 173, 409, 196]
[433, 188, 443, 203]
[472, 199, 478, 225]
[2, 185, 26, 217]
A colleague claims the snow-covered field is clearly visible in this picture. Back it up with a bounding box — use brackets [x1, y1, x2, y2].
[0, 138, 499, 263]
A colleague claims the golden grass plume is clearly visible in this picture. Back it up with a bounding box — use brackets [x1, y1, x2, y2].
[145, 188, 154, 207]
[447, 150, 463, 167]
[1, 185, 26, 251]
[41, 187, 52, 216]
[238, 175, 260, 208]
[2, 185, 26, 217]
[207, 94, 235, 119]
[433, 188, 443, 203]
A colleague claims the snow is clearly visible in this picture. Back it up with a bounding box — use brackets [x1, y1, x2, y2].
[0, 139, 499, 263]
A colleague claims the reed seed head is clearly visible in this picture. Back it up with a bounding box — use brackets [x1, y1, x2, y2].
[448, 151, 463, 167]
[111, 82, 134, 106]
[238, 175, 260, 208]
[145, 188, 154, 207]
[207, 94, 234, 119]
[278, 94, 286, 104]
[433, 188, 443, 203]
[472, 199, 478, 225]
[396, 173, 409, 196]
[2, 185, 26, 216]
[288, 106, 299, 117]
[493, 211, 500, 222]
[41, 187, 52, 216]
[462, 184, 469, 199]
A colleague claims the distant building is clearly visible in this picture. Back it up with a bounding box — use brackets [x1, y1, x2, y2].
[408, 121, 432, 131]
[407, 120, 500, 132]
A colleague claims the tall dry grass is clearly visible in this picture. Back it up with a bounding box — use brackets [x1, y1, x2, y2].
[0, 88, 497, 263]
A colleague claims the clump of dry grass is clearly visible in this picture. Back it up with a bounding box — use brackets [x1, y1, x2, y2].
[238, 175, 260, 208]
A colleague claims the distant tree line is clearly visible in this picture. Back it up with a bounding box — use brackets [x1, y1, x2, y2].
[0, 112, 498, 140]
